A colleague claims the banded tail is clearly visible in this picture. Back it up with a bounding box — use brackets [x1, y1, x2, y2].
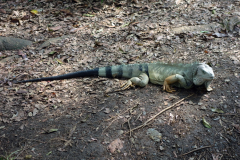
[17, 63, 150, 83]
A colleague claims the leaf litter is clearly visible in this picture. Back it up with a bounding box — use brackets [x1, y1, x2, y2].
[0, 0, 240, 159]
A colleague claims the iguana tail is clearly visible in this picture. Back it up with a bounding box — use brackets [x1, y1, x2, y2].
[17, 63, 150, 83]
[17, 68, 99, 83]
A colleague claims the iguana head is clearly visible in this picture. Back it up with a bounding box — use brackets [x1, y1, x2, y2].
[193, 63, 214, 91]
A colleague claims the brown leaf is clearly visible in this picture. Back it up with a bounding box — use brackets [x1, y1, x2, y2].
[108, 138, 124, 153]
[11, 110, 25, 122]
[49, 26, 62, 31]
[0, 9, 6, 14]
[16, 89, 28, 94]
[60, 9, 73, 16]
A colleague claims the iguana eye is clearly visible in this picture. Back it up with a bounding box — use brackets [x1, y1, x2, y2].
[202, 70, 206, 74]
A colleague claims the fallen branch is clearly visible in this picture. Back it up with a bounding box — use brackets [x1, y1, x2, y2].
[179, 145, 211, 157]
[125, 93, 194, 134]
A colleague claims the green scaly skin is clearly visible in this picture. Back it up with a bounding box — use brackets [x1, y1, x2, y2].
[18, 62, 214, 92]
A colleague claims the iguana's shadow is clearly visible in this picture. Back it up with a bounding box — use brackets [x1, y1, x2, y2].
[175, 85, 211, 104]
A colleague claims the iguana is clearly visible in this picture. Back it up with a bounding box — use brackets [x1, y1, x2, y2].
[17, 62, 214, 93]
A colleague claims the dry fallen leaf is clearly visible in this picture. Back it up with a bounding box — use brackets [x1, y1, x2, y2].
[0, 9, 6, 14]
[108, 138, 124, 153]
[48, 26, 62, 31]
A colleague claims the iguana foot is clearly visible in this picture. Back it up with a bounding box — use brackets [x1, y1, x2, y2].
[120, 80, 135, 90]
[163, 83, 176, 93]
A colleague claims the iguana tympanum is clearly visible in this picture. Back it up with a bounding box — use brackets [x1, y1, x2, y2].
[18, 62, 214, 93]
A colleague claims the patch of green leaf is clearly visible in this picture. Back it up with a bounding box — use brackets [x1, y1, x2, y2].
[0, 149, 21, 160]
[211, 108, 224, 113]
[201, 31, 209, 33]
[46, 151, 52, 156]
[48, 51, 56, 55]
[202, 117, 211, 128]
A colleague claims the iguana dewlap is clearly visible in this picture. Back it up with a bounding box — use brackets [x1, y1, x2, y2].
[18, 62, 214, 92]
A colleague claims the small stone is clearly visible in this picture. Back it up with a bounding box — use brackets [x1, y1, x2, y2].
[174, 135, 179, 138]
[159, 146, 165, 151]
[124, 100, 128, 104]
[213, 116, 220, 121]
[198, 102, 203, 106]
[32, 108, 38, 116]
[147, 128, 162, 142]
[137, 151, 143, 155]
[192, 145, 198, 149]
[189, 101, 193, 105]
[200, 106, 207, 110]
[223, 104, 228, 108]
[225, 79, 230, 83]
[28, 112, 33, 117]
[104, 108, 110, 114]
[117, 130, 124, 136]
[65, 115, 71, 118]
[130, 137, 135, 144]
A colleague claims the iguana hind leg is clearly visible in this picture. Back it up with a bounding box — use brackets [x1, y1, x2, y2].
[120, 73, 149, 91]
[163, 74, 193, 93]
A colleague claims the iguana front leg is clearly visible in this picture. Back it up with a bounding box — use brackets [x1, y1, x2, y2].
[121, 73, 149, 90]
[163, 74, 192, 93]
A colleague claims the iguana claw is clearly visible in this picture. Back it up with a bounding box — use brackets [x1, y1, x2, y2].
[121, 80, 135, 90]
[206, 86, 213, 91]
[163, 83, 176, 93]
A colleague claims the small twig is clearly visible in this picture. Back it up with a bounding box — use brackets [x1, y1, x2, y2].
[102, 104, 138, 134]
[125, 93, 194, 134]
[68, 123, 78, 139]
[179, 145, 211, 157]
[127, 117, 132, 137]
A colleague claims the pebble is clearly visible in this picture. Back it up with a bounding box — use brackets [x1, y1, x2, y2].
[28, 112, 33, 117]
[200, 106, 207, 110]
[189, 101, 193, 105]
[117, 130, 124, 136]
[146, 128, 162, 142]
[159, 146, 165, 151]
[225, 79, 230, 83]
[130, 137, 135, 144]
[192, 145, 198, 149]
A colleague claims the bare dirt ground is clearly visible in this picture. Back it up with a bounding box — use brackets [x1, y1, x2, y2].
[0, 0, 240, 159]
